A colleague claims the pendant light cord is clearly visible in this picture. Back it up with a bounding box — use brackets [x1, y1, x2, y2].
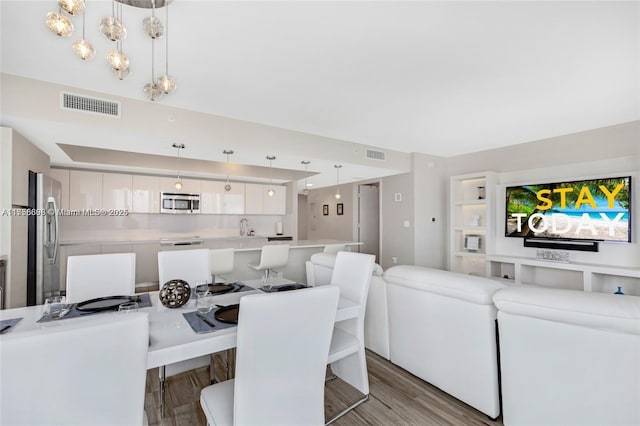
[165, 0, 169, 75]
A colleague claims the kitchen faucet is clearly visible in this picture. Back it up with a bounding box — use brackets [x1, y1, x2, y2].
[240, 218, 249, 237]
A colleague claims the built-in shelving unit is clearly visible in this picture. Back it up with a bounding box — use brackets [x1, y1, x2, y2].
[449, 172, 496, 276]
[487, 254, 640, 296]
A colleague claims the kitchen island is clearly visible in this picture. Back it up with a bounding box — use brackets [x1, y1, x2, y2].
[59, 238, 361, 290]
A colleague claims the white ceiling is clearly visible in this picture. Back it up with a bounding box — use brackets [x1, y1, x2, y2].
[1, 1, 638, 186]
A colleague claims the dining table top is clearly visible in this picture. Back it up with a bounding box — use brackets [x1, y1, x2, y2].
[0, 282, 360, 369]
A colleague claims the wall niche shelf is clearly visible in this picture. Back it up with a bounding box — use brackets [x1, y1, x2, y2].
[449, 171, 496, 277]
[487, 254, 640, 296]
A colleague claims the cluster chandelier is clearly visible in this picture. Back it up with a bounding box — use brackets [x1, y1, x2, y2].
[45, 0, 177, 101]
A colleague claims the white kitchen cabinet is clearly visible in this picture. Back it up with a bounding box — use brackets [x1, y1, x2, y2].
[264, 184, 286, 215]
[132, 175, 160, 213]
[245, 183, 264, 214]
[160, 177, 201, 194]
[245, 183, 286, 215]
[49, 168, 70, 210]
[70, 170, 103, 210]
[201, 180, 245, 214]
[102, 173, 132, 210]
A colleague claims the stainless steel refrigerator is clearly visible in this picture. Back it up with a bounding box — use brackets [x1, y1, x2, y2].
[27, 172, 61, 305]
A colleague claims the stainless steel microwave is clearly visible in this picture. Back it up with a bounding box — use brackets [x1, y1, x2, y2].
[160, 192, 200, 214]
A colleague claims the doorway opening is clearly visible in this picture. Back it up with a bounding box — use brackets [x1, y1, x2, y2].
[357, 183, 380, 263]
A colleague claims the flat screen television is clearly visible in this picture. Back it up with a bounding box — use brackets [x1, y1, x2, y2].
[505, 176, 631, 242]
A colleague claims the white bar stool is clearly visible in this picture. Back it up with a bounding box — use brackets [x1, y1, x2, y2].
[248, 244, 290, 281]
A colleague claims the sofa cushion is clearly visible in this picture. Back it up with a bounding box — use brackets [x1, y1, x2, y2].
[493, 286, 640, 335]
[384, 265, 505, 305]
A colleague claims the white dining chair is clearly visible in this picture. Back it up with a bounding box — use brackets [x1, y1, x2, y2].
[326, 251, 375, 424]
[210, 248, 235, 283]
[248, 244, 290, 280]
[157, 248, 214, 416]
[0, 313, 149, 426]
[200, 285, 340, 426]
[66, 252, 136, 303]
[158, 248, 211, 288]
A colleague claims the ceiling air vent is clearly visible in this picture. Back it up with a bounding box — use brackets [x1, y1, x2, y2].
[60, 92, 121, 118]
[365, 149, 386, 161]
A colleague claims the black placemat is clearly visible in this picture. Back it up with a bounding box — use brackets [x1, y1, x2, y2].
[37, 293, 152, 323]
[0, 317, 23, 334]
[183, 310, 238, 334]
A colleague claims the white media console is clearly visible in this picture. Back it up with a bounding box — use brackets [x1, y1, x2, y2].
[487, 254, 640, 296]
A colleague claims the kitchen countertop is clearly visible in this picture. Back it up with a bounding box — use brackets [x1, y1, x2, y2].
[60, 237, 361, 251]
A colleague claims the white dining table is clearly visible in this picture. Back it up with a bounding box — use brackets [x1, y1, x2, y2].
[0, 284, 360, 370]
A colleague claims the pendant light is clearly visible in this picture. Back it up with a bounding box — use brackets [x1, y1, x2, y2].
[266, 156, 276, 197]
[334, 165, 342, 200]
[143, 0, 163, 101]
[157, 2, 176, 94]
[72, 5, 95, 60]
[59, 0, 85, 16]
[173, 143, 185, 190]
[46, 9, 74, 37]
[223, 150, 234, 192]
[301, 160, 310, 195]
[104, 0, 129, 76]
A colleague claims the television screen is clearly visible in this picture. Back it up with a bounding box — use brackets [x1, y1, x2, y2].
[505, 176, 631, 242]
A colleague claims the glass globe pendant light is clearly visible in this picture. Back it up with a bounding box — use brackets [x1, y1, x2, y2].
[46, 10, 74, 37]
[100, 0, 126, 42]
[104, 1, 129, 75]
[334, 165, 342, 200]
[58, 0, 85, 16]
[223, 150, 234, 192]
[156, 3, 176, 94]
[143, 0, 163, 101]
[173, 143, 185, 190]
[72, 9, 95, 60]
[266, 156, 276, 197]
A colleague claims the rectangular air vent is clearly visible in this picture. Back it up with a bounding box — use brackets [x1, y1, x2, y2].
[60, 92, 121, 118]
[365, 149, 386, 161]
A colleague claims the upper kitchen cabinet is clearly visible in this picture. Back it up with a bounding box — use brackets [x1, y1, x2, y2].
[132, 175, 160, 213]
[263, 185, 286, 215]
[49, 169, 69, 210]
[245, 183, 286, 215]
[160, 177, 201, 194]
[70, 170, 103, 210]
[201, 181, 245, 214]
[102, 173, 132, 210]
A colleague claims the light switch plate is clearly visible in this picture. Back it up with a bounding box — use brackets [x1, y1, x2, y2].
[394, 193, 402, 202]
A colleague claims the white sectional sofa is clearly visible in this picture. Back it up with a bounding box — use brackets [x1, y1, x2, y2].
[383, 265, 506, 419]
[305, 252, 390, 359]
[494, 286, 640, 426]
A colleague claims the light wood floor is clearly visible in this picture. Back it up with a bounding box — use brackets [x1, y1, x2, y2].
[144, 350, 504, 426]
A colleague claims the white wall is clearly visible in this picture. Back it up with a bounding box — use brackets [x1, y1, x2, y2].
[306, 183, 354, 241]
